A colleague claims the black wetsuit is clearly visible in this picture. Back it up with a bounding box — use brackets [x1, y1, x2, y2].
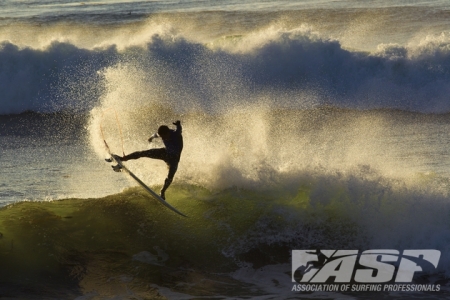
[121, 122, 183, 196]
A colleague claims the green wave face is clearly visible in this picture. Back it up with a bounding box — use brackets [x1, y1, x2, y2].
[1, 172, 447, 298]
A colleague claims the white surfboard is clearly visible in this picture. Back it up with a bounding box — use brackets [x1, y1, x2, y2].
[104, 141, 188, 217]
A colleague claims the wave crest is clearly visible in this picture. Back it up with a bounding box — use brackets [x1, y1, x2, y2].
[2, 25, 450, 115]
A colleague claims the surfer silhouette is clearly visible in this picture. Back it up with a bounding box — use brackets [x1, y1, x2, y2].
[293, 250, 328, 282]
[112, 120, 183, 200]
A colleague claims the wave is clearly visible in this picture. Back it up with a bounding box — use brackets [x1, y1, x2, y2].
[3, 9, 450, 299]
[2, 23, 450, 115]
[0, 172, 449, 298]
[0, 41, 112, 115]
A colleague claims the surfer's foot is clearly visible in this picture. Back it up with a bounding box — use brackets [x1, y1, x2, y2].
[160, 190, 166, 200]
[112, 154, 122, 161]
[115, 155, 128, 162]
[112, 164, 122, 172]
[105, 157, 113, 163]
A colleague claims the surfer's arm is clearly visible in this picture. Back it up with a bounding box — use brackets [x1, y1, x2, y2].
[173, 120, 182, 134]
[148, 132, 159, 143]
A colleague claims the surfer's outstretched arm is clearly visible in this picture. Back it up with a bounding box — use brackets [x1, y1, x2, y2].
[148, 132, 158, 143]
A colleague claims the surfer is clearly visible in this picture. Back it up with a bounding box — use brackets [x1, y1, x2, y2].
[115, 121, 183, 200]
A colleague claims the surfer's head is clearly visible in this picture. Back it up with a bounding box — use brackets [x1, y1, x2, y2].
[158, 125, 171, 139]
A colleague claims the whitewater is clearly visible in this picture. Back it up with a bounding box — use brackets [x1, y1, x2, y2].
[1, 1, 450, 299]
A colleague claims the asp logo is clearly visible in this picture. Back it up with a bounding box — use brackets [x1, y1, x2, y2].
[292, 250, 440, 283]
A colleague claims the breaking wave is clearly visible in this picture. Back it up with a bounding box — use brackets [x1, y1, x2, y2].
[3, 11, 450, 299]
[2, 22, 450, 114]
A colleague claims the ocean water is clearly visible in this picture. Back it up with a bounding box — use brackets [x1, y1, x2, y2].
[2, 0, 450, 299]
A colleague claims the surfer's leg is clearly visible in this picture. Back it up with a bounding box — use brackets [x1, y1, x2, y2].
[160, 161, 178, 200]
[121, 148, 167, 161]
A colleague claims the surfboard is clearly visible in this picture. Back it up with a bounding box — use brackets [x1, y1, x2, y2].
[104, 141, 188, 217]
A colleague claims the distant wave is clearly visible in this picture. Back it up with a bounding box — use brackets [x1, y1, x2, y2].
[1, 27, 450, 115]
[0, 41, 114, 114]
